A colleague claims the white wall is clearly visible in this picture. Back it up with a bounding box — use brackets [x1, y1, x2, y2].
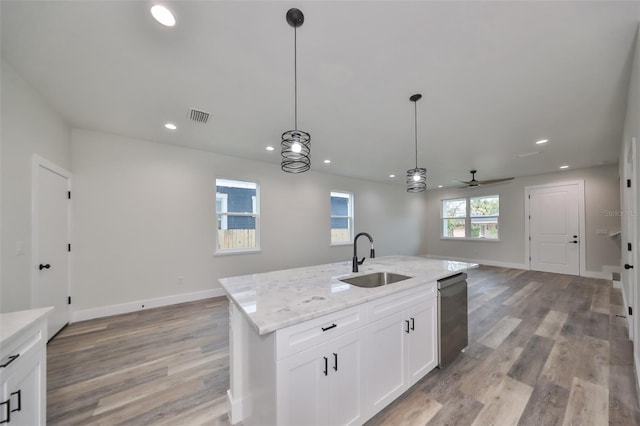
[423, 165, 621, 276]
[70, 128, 426, 312]
[0, 59, 71, 313]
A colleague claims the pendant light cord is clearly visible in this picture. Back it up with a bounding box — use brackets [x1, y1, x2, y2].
[294, 26, 298, 131]
[414, 100, 418, 169]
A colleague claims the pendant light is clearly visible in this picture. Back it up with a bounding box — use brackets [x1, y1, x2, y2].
[406, 94, 427, 192]
[281, 8, 311, 173]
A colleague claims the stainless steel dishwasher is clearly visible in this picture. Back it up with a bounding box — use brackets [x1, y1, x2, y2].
[438, 272, 468, 367]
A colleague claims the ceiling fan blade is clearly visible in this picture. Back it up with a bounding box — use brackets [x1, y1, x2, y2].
[475, 177, 514, 185]
[455, 180, 474, 185]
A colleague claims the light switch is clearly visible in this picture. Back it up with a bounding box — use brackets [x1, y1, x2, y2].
[16, 241, 25, 255]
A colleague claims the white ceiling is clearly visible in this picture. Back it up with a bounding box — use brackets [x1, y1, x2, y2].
[2, 1, 639, 187]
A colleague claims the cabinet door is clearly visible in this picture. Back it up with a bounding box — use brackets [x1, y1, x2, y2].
[365, 311, 406, 415]
[406, 298, 437, 387]
[327, 329, 365, 426]
[3, 354, 44, 426]
[277, 344, 329, 426]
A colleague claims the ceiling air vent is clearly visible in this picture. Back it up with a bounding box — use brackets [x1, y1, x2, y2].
[189, 108, 210, 124]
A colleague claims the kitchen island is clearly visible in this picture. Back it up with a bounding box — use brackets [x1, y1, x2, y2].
[219, 256, 474, 426]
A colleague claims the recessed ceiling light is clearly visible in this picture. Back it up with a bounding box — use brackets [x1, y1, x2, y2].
[164, 123, 177, 130]
[151, 5, 176, 27]
[536, 139, 549, 145]
[324, 159, 331, 164]
[518, 151, 540, 158]
[389, 174, 396, 178]
[266, 146, 275, 151]
[437, 185, 443, 188]
[560, 165, 569, 169]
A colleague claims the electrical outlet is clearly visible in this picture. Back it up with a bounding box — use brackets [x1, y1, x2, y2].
[178, 275, 184, 285]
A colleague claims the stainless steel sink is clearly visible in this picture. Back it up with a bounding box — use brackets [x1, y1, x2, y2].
[339, 272, 412, 288]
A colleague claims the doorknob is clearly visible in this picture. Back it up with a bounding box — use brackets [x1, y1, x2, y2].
[625, 264, 634, 270]
[39, 264, 51, 270]
[569, 241, 578, 244]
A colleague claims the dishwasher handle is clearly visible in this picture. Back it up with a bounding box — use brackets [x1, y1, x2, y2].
[437, 272, 467, 290]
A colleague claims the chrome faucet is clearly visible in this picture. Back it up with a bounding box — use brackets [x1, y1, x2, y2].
[353, 232, 375, 272]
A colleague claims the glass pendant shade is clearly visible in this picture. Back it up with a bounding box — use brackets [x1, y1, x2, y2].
[281, 129, 311, 173]
[406, 167, 427, 192]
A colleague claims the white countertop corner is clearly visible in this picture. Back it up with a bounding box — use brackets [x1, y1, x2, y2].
[0, 307, 53, 347]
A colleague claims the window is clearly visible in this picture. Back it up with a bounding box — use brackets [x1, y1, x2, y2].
[331, 191, 353, 244]
[442, 198, 466, 238]
[442, 195, 499, 240]
[470, 195, 499, 239]
[216, 178, 259, 252]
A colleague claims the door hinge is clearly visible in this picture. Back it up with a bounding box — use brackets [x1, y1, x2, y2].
[68, 243, 71, 252]
[627, 179, 632, 188]
[68, 296, 71, 305]
[629, 306, 633, 316]
[629, 243, 633, 252]
[68, 191, 71, 199]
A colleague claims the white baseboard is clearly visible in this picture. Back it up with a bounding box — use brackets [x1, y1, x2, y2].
[71, 288, 226, 322]
[227, 389, 246, 425]
[581, 270, 613, 280]
[422, 254, 528, 271]
[423, 254, 615, 280]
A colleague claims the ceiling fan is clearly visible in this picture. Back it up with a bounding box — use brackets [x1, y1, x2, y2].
[457, 170, 514, 188]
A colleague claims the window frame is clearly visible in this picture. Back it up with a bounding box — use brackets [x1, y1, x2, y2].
[330, 191, 354, 246]
[441, 197, 467, 239]
[441, 195, 501, 241]
[215, 178, 260, 255]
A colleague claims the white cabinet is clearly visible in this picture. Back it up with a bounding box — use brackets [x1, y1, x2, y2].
[228, 284, 438, 426]
[405, 299, 437, 387]
[366, 286, 437, 416]
[277, 327, 366, 425]
[0, 309, 49, 426]
[366, 311, 406, 414]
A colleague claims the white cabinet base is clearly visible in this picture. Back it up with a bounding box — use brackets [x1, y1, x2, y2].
[0, 308, 51, 426]
[227, 284, 438, 426]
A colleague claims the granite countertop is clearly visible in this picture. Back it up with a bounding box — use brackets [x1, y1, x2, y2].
[0, 307, 52, 347]
[219, 255, 475, 335]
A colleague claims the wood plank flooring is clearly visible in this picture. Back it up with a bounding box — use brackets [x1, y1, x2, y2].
[47, 267, 640, 425]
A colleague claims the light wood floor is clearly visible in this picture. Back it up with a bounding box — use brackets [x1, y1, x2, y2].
[47, 267, 640, 425]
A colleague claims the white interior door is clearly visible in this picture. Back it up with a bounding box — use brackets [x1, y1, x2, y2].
[528, 183, 582, 276]
[33, 157, 70, 340]
[624, 137, 638, 343]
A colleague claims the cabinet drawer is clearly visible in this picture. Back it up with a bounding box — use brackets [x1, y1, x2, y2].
[0, 326, 43, 381]
[368, 283, 436, 323]
[276, 304, 366, 360]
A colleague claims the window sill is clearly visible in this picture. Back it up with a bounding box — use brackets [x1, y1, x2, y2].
[331, 242, 353, 247]
[440, 237, 501, 242]
[214, 248, 262, 256]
